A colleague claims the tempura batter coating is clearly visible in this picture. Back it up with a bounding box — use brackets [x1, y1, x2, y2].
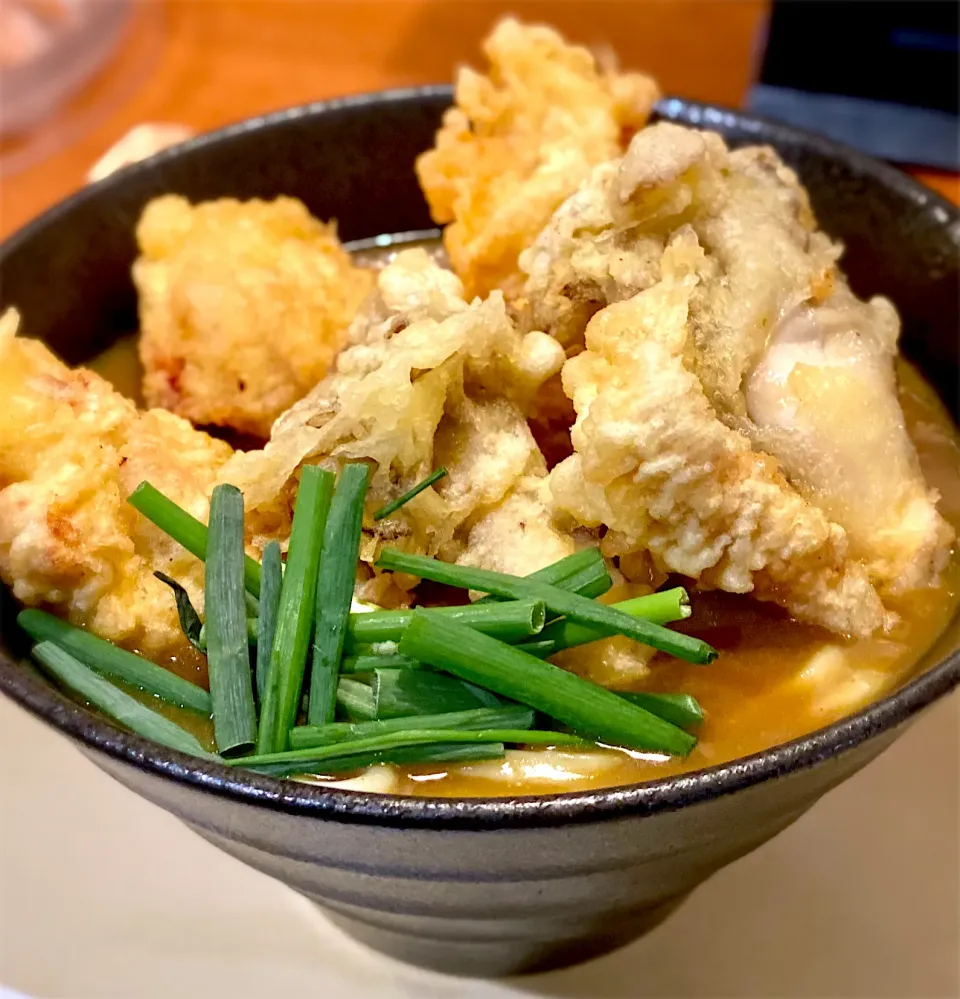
[456, 474, 577, 578]
[524, 122, 953, 600]
[549, 235, 890, 637]
[0, 310, 233, 657]
[520, 122, 835, 367]
[221, 250, 566, 580]
[135, 195, 375, 439]
[415, 17, 659, 300]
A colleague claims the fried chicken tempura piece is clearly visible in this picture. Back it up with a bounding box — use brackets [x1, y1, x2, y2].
[549, 235, 890, 637]
[221, 249, 566, 578]
[134, 195, 375, 439]
[415, 17, 659, 300]
[521, 122, 837, 361]
[0, 309, 233, 658]
[524, 122, 953, 599]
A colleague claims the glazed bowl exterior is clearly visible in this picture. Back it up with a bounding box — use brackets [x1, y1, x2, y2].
[1, 89, 958, 977]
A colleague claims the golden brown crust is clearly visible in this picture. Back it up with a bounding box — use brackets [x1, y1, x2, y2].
[0, 309, 234, 658]
[221, 249, 566, 569]
[549, 235, 891, 637]
[135, 195, 374, 439]
[415, 17, 659, 300]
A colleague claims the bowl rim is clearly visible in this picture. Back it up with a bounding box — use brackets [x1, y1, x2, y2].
[1, 86, 958, 831]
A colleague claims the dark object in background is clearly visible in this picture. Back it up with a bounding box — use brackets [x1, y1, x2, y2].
[749, 1, 959, 169]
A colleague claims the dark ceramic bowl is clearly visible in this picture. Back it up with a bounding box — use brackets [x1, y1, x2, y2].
[1, 88, 958, 978]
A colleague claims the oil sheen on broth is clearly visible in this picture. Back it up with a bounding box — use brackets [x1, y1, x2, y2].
[91, 236, 960, 798]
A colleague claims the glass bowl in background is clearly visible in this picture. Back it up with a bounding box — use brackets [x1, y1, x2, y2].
[0, 0, 162, 176]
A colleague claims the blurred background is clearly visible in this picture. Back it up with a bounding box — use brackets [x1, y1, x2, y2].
[1, 0, 957, 239]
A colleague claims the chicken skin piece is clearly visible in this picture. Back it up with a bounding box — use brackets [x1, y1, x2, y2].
[524, 123, 953, 603]
[746, 289, 953, 595]
[0, 309, 233, 658]
[549, 234, 890, 637]
[415, 17, 659, 301]
[135, 195, 375, 439]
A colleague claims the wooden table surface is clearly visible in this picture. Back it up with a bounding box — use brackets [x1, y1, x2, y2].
[1, 0, 956, 241]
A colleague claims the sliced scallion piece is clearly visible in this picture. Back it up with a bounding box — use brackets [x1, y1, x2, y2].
[32, 641, 214, 758]
[255, 541, 283, 701]
[378, 550, 716, 666]
[290, 705, 534, 749]
[508, 639, 554, 658]
[336, 677, 377, 721]
[231, 727, 588, 772]
[127, 481, 262, 597]
[517, 587, 691, 657]
[398, 611, 697, 755]
[346, 599, 546, 647]
[373, 467, 448, 521]
[617, 692, 703, 731]
[373, 667, 501, 718]
[340, 652, 421, 674]
[257, 466, 335, 753]
[205, 484, 257, 755]
[475, 547, 611, 603]
[309, 463, 371, 726]
[17, 609, 211, 714]
[248, 741, 505, 778]
[198, 618, 258, 650]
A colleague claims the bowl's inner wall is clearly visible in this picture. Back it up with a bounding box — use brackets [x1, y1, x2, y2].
[0, 91, 957, 792]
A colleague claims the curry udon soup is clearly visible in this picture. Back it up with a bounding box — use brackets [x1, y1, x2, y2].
[75, 327, 959, 798]
[3, 21, 957, 794]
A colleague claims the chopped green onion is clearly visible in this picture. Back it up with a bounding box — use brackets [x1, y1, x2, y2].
[378, 551, 716, 665]
[340, 652, 421, 674]
[398, 611, 697, 755]
[346, 599, 546, 647]
[257, 466, 335, 753]
[255, 541, 283, 701]
[476, 548, 611, 603]
[32, 642, 214, 758]
[290, 705, 535, 748]
[518, 587, 691, 657]
[373, 467, 448, 521]
[17, 609, 211, 714]
[127, 481, 262, 597]
[248, 741, 505, 778]
[618, 692, 703, 731]
[231, 727, 588, 772]
[204, 484, 257, 755]
[336, 677, 377, 721]
[373, 667, 501, 718]
[153, 571, 204, 651]
[309, 463, 371, 726]
[198, 618, 258, 650]
[545, 561, 613, 601]
[508, 639, 554, 658]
